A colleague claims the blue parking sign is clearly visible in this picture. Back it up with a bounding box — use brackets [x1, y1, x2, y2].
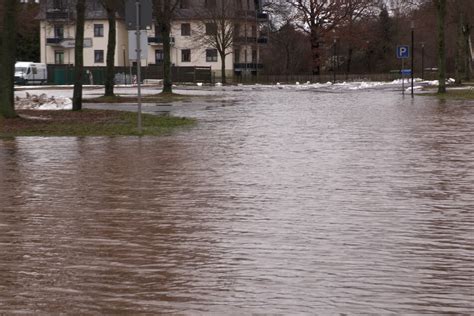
[397, 45, 410, 59]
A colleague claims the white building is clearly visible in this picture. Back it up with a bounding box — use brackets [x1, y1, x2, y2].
[38, 0, 268, 81]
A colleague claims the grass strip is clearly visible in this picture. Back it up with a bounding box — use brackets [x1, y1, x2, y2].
[1, 109, 195, 137]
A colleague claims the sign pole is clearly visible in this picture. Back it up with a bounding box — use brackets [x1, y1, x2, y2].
[136, 0, 143, 133]
[402, 58, 405, 95]
[411, 22, 415, 98]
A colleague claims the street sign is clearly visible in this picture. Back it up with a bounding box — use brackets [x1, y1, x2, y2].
[128, 30, 148, 60]
[397, 45, 409, 59]
[125, 0, 153, 30]
[400, 69, 412, 75]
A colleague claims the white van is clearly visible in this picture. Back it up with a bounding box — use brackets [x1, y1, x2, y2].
[14, 62, 48, 85]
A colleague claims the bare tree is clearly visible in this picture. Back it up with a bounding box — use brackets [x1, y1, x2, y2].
[194, 0, 235, 84]
[153, 0, 180, 94]
[72, 0, 86, 110]
[286, 0, 351, 75]
[0, 0, 18, 118]
[338, 0, 378, 76]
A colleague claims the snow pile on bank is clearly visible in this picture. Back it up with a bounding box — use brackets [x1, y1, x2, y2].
[15, 93, 72, 110]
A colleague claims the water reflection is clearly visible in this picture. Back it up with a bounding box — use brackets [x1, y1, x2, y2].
[1, 89, 473, 314]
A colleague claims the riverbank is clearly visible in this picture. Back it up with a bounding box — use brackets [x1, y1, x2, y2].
[0, 109, 195, 137]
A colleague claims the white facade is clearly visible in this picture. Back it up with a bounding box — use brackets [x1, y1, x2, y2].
[144, 21, 235, 78]
[39, 0, 268, 80]
[40, 19, 129, 67]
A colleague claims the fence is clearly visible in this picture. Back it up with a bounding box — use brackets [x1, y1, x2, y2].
[234, 71, 440, 84]
[47, 65, 212, 85]
[46, 64, 441, 86]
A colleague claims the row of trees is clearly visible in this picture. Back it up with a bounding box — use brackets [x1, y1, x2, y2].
[261, 0, 472, 90]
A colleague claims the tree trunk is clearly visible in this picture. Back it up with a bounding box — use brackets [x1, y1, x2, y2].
[285, 45, 290, 75]
[310, 29, 321, 75]
[346, 47, 353, 80]
[161, 1, 173, 94]
[104, 6, 116, 97]
[454, 13, 463, 85]
[162, 22, 172, 93]
[73, 0, 86, 110]
[436, 0, 446, 94]
[0, 0, 18, 118]
[220, 52, 226, 84]
[463, 22, 472, 81]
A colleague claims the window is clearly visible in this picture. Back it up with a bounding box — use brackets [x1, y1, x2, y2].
[54, 51, 64, 64]
[234, 49, 240, 63]
[252, 49, 257, 63]
[94, 24, 104, 37]
[94, 50, 104, 63]
[235, 0, 242, 9]
[181, 49, 191, 62]
[181, 23, 191, 36]
[206, 49, 218, 62]
[205, 23, 217, 35]
[251, 25, 257, 37]
[234, 24, 240, 37]
[54, 25, 64, 38]
[155, 49, 164, 63]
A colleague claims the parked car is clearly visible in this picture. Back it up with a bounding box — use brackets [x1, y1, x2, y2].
[14, 62, 47, 85]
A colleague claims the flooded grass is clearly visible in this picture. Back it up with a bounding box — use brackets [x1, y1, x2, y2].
[0, 109, 195, 137]
[422, 87, 474, 100]
[85, 92, 204, 104]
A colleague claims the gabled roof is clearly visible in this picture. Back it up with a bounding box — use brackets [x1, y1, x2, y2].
[37, 0, 124, 20]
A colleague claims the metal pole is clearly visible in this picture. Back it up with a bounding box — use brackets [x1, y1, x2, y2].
[122, 46, 126, 84]
[333, 39, 336, 84]
[421, 42, 425, 80]
[136, 0, 142, 133]
[411, 22, 414, 98]
[402, 58, 405, 95]
[336, 39, 338, 81]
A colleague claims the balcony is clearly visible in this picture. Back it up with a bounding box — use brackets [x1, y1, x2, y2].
[46, 37, 78, 48]
[148, 36, 175, 45]
[234, 63, 263, 70]
[233, 36, 268, 45]
[234, 37, 257, 44]
[235, 10, 269, 22]
[46, 37, 63, 45]
[46, 10, 70, 20]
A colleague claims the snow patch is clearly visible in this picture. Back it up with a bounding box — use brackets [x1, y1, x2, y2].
[15, 93, 72, 110]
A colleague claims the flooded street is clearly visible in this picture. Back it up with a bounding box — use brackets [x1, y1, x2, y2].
[1, 86, 473, 314]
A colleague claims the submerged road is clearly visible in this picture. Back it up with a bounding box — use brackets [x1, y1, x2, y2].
[2, 85, 473, 314]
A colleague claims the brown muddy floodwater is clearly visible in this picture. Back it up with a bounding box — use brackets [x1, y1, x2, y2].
[1, 86, 473, 314]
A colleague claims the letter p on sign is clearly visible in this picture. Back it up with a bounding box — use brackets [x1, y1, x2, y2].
[397, 45, 410, 59]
